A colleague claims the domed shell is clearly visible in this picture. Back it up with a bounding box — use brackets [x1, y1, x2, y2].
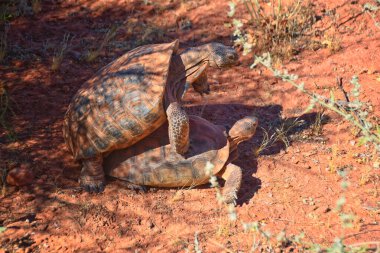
[103, 116, 230, 187]
[63, 40, 179, 160]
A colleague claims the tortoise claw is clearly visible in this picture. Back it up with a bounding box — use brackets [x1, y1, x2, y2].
[221, 164, 242, 206]
[81, 180, 105, 194]
[126, 182, 147, 193]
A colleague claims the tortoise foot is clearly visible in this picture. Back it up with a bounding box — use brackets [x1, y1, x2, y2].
[80, 156, 105, 193]
[80, 178, 105, 193]
[221, 164, 242, 205]
[126, 182, 147, 193]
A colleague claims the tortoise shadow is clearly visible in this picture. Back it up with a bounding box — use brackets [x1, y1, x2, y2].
[106, 102, 329, 206]
[186, 103, 330, 205]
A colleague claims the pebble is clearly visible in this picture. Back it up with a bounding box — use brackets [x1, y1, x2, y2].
[6, 166, 34, 186]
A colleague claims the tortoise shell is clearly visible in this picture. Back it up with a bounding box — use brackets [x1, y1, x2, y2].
[103, 116, 230, 187]
[63, 40, 179, 160]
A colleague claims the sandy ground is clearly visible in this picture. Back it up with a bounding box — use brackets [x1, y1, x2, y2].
[1, 0, 380, 252]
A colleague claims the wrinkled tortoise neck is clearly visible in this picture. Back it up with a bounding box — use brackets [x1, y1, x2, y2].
[228, 135, 250, 153]
[179, 45, 210, 77]
[163, 46, 211, 108]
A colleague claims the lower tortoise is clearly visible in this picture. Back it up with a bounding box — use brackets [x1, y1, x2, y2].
[104, 115, 258, 204]
[63, 40, 238, 192]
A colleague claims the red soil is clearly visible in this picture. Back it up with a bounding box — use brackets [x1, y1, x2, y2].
[1, 0, 379, 252]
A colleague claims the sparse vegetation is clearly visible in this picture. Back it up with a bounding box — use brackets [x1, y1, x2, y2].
[228, 0, 316, 62]
[196, 1, 380, 251]
[322, 29, 342, 54]
[0, 82, 16, 141]
[253, 118, 303, 156]
[85, 25, 119, 62]
[363, 1, 380, 29]
[51, 33, 72, 71]
[0, 164, 8, 196]
[0, 3, 11, 63]
[253, 53, 380, 153]
[1, 0, 380, 252]
[204, 160, 379, 252]
[0, 24, 8, 62]
[31, 0, 41, 15]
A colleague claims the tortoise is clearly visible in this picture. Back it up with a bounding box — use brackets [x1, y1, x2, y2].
[63, 39, 238, 192]
[103, 115, 258, 204]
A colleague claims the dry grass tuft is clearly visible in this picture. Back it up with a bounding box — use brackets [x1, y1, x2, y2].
[230, 0, 316, 62]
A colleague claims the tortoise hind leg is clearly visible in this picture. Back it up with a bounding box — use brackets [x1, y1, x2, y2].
[80, 155, 105, 193]
[166, 102, 189, 155]
[219, 164, 242, 205]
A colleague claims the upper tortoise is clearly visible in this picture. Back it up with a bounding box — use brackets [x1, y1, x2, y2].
[63, 39, 238, 192]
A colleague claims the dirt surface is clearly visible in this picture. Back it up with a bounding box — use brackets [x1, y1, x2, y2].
[1, 0, 380, 252]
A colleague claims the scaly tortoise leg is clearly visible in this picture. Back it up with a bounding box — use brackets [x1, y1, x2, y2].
[218, 163, 242, 205]
[166, 102, 189, 155]
[80, 155, 105, 193]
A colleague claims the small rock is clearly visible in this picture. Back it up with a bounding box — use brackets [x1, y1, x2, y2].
[6, 166, 34, 186]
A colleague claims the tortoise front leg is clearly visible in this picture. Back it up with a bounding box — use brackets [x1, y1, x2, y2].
[80, 155, 105, 193]
[166, 102, 189, 155]
[218, 163, 242, 205]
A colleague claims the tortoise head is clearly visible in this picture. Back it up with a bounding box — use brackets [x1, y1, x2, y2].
[206, 43, 239, 68]
[228, 116, 258, 144]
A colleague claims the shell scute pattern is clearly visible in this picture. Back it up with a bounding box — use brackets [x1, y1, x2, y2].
[175, 164, 195, 182]
[153, 166, 165, 183]
[191, 158, 208, 178]
[63, 41, 178, 160]
[113, 64, 146, 85]
[143, 108, 161, 124]
[72, 95, 91, 120]
[103, 116, 230, 187]
[118, 117, 144, 137]
[94, 138, 109, 151]
[124, 47, 154, 63]
[126, 90, 153, 118]
[142, 174, 153, 186]
[83, 146, 96, 158]
[102, 122, 123, 140]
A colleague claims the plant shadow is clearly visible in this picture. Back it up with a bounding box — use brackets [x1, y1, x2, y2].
[186, 103, 330, 205]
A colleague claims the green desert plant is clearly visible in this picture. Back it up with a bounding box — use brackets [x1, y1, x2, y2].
[253, 53, 380, 153]
[253, 118, 303, 156]
[194, 232, 202, 253]
[228, 0, 316, 61]
[202, 160, 379, 252]
[195, 2, 380, 252]
[363, 1, 380, 29]
[202, 54, 380, 251]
